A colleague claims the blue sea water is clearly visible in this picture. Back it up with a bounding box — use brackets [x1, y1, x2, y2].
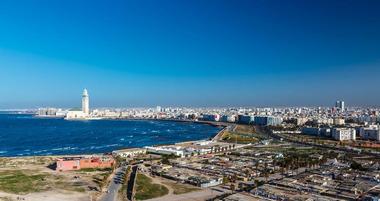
[0, 113, 221, 157]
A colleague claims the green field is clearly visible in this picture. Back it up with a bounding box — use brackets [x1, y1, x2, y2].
[135, 174, 168, 200]
[0, 170, 48, 194]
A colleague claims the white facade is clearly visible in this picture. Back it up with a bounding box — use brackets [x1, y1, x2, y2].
[82, 89, 90, 115]
[359, 125, 380, 141]
[66, 110, 87, 119]
[145, 146, 185, 157]
[113, 148, 147, 158]
[333, 118, 345, 126]
[65, 89, 90, 120]
[332, 128, 356, 141]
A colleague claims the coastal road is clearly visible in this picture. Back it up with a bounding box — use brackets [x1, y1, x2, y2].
[100, 167, 126, 201]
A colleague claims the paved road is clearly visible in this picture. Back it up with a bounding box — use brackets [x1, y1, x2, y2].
[100, 167, 126, 201]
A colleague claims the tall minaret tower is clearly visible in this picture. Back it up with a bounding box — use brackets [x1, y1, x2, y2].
[82, 89, 90, 115]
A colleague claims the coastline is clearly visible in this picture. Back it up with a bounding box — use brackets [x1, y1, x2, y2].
[0, 116, 226, 158]
[34, 115, 230, 127]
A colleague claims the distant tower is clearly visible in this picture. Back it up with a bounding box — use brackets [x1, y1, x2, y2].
[340, 101, 345, 112]
[156, 106, 162, 113]
[82, 89, 90, 115]
[335, 100, 345, 112]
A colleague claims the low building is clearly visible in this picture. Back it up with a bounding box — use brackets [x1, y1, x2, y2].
[333, 118, 345, 126]
[254, 116, 282, 126]
[237, 115, 254, 124]
[202, 114, 220, 122]
[302, 127, 331, 137]
[302, 127, 330, 136]
[332, 128, 356, 141]
[56, 155, 115, 171]
[220, 115, 237, 123]
[37, 108, 59, 116]
[296, 117, 308, 126]
[187, 176, 223, 188]
[145, 146, 185, 157]
[112, 148, 147, 158]
[65, 108, 88, 119]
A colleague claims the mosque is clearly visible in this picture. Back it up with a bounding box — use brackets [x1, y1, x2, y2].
[65, 89, 90, 119]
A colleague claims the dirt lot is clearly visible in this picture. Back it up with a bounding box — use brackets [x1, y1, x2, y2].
[0, 156, 112, 201]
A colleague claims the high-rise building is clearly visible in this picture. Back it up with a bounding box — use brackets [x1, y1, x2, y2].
[82, 89, 90, 115]
[335, 100, 345, 112]
[156, 106, 162, 113]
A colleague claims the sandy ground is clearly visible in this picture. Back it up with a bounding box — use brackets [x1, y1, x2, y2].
[144, 188, 225, 201]
[0, 156, 110, 201]
[0, 191, 90, 201]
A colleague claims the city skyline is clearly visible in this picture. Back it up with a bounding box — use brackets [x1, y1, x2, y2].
[1, 0, 380, 108]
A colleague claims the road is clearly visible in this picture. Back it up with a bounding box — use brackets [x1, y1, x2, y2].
[100, 167, 126, 201]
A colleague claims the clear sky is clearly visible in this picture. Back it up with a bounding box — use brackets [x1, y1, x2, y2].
[0, 0, 379, 108]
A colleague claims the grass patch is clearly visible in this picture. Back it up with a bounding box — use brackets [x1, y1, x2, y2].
[135, 174, 168, 200]
[54, 179, 86, 193]
[162, 182, 199, 195]
[235, 125, 256, 134]
[222, 131, 259, 144]
[92, 172, 112, 189]
[0, 170, 48, 194]
[76, 167, 113, 189]
[119, 166, 132, 201]
[78, 167, 113, 172]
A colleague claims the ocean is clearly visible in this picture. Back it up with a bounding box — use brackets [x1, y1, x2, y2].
[0, 113, 221, 157]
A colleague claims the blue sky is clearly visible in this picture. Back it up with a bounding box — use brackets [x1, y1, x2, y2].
[0, 0, 379, 108]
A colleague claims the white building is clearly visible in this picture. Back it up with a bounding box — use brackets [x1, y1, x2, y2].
[113, 148, 147, 158]
[296, 117, 308, 126]
[66, 89, 90, 120]
[156, 106, 162, 113]
[66, 108, 88, 119]
[37, 108, 59, 116]
[333, 118, 345, 126]
[145, 146, 185, 158]
[332, 128, 356, 141]
[359, 125, 380, 141]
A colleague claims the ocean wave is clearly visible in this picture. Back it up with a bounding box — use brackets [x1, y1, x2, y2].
[51, 147, 78, 151]
[89, 144, 120, 150]
[33, 150, 48, 154]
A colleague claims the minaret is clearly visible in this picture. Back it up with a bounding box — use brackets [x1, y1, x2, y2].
[82, 89, 90, 115]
